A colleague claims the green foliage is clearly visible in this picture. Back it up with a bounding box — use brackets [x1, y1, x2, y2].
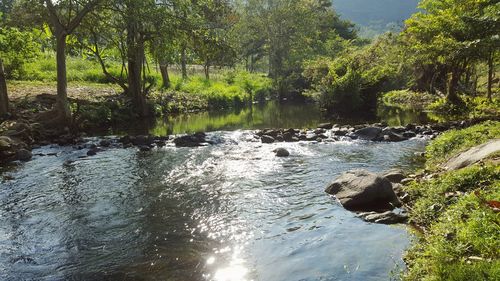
[303, 33, 410, 114]
[381, 90, 438, 110]
[428, 96, 500, 120]
[403, 164, 500, 281]
[0, 27, 40, 79]
[425, 121, 500, 168]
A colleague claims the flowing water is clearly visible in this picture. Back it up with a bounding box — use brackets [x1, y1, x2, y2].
[0, 128, 427, 280]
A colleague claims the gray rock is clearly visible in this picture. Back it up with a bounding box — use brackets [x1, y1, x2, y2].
[444, 139, 500, 170]
[261, 135, 275, 144]
[16, 149, 32, 162]
[273, 147, 290, 157]
[358, 211, 408, 224]
[325, 169, 401, 211]
[87, 148, 98, 156]
[99, 139, 111, 147]
[403, 131, 417, 138]
[139, 145, 152, 152]
[352, 127, 382, 141]
[174, 133, 206, 147]
[317, 123, 333, 129]
[383, 169, 406, 183]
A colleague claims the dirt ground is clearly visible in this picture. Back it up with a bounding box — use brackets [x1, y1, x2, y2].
[7, 81, 121, 102]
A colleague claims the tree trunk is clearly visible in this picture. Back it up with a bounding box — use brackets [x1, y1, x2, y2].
[204, 64, 210, 80]
[181, 45, 187, 80]
[126, 22, 148, 117]
[0, 58, 8, 117]
[487, 51, 494, 102]
[55, 33, 72, 125]
[159, 63, 170, 88]
[446, 67, 462, 105]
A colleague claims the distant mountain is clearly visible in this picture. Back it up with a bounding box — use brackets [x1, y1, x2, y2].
[333, 0, 420, 37]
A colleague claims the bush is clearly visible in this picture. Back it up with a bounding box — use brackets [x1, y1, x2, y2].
[381, 90, 437, 110]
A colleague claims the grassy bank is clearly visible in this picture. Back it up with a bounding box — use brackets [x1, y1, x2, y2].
[402, 121, 500, 281]
[380, 90, 499, 122]
[12, 54, 273, 113]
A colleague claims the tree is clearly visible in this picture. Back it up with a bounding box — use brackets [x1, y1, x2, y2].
[0, 58, 7, 117]
[234, 0, 356, 99]
[401, 0, 499, 105]
[31, 0, 100, 126]
[0, 20, 40, 117]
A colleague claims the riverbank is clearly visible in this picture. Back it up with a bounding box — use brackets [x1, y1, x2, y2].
[401, 120, 500, 280]
[380, 90, 499, 122]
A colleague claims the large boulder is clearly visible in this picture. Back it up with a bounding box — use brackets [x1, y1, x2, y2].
[351, 127, 382, 141]
[383, 169, 406, 183]
[325, 169, 401, 211]
[443, 139, 500, 171]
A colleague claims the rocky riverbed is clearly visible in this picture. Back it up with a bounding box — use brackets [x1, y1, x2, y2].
[1, 117, 494, 166]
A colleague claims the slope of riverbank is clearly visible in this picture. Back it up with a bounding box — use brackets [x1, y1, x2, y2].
[402, 121, 500, 280]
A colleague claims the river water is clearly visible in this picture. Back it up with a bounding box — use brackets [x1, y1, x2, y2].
[0, 137, 427, 280]
[0, 103, 429, 281]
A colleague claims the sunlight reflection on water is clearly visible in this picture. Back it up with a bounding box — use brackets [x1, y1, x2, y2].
[0, 131, 427, 280]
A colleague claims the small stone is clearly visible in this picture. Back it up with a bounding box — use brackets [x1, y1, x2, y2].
[273, 148, 290, 157]
[87, 148, 98, 156]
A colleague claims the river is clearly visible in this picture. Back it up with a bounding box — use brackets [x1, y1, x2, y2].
[0, 103, 428, 281]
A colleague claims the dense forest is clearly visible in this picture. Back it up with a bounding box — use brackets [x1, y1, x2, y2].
[0, 0, 498, 130]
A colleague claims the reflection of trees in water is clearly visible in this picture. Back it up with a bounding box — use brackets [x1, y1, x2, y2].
[377, 105, 431, 126]
[148, 101, 324, 135]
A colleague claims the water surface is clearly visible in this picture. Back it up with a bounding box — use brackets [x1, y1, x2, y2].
[117, 101, 431, 135]
[0, 132, 426, 280]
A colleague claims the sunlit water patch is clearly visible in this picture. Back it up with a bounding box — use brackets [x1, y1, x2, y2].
[0, 131, 426, 280]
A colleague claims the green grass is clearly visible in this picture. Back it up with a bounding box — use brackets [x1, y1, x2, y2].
[403, 122, 500, 281]
[15, 54, 274, 112]
[403, 166, 500, 280]
[425, 121, 500, 169]
[404, 165, 500, 227]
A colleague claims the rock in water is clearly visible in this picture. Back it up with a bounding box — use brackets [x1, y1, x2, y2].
[261, 135, 275, 144]
[352, 127, 382, 141]
[317, 123, 333, 129]
[16, 149, 32, 162]
[99, 139, 112, 147]
[174, 133, 207, 147]
[273, 148, 290, 157]
[87, 148, 98, 156]
[325, 169, 401, 211]
[443, 139, 500, 170]
[358, 211, 408, 224]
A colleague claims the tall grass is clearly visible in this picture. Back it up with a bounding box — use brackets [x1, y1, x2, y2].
[17, 54, 274, 110]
